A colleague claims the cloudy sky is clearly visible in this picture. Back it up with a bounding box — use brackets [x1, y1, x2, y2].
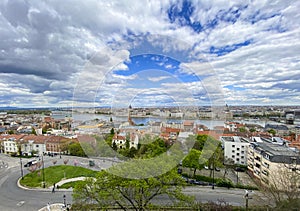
[0, 0, 299, 108]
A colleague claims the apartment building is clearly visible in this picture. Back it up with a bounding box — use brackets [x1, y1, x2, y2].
[247, 142, 300, 188]
[221, 136, 250, 165]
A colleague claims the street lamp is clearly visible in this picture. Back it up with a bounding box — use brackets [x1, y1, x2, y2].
[19, 157, 23, 180]
[244, 189, 252, 211]
[212, 153, 215, 189]
[42, 154, 45, 188]
[63, 194, 66, 207]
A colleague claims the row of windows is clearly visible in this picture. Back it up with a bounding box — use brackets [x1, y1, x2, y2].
[232, 155, 245, 159]
[4, 143, 15, 146]
[232, 145, 245, 149]
[232, 150, 245, 154]
[5, 147, 16, 151]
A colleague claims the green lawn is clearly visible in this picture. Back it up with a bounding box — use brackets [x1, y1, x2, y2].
[20, 165, 98, 188]
[59, 180, 84, 189]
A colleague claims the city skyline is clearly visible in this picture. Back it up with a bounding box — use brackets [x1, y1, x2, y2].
[0, 1, 299, 108]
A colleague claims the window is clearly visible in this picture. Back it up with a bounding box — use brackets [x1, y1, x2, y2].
[241, 151, 244, 154]
[237, 148, 240, 151]
[36, 145, 39, 147]
[232, 155, 235, 158]
[232, 150, 235, 153]
[237, 153, 240, 156]
[232, 145, 235, 148]
[236, 158, 240, 161]
[241, 145, 245, 148]
[241, 156, 244, 159]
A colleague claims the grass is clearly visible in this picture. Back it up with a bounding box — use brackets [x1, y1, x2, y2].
[20, 165, 98, 188]
[59, 180, 85, 189]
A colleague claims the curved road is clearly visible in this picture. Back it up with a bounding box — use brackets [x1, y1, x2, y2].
[0, 155, 262, 210]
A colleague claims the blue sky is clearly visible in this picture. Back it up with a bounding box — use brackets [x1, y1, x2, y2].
[0, 0, 299, 107]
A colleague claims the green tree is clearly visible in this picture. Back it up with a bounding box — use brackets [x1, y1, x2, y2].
[73, 168, 192, 210]
[239, 127, 246, 133]
[193, 135, 207, 151]
[68, 142, 86, 157]
[182, 149, 202, 177]
[112, 141, 118, 151]
[268, 129, 276, 136]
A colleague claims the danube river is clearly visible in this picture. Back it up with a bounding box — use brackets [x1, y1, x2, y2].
[53, 113, 277, 130]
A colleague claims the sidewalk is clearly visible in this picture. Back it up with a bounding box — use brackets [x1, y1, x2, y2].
[38, 203, 69, 211]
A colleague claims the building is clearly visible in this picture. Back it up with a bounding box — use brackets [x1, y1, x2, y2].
[3, 138, 19, 155]
[46, 136, 70, 155]
[221, 136, 250, 165]
[21, 135, 47, 156]
[112, 133, 126, 149]
[247, 142, 300, 188]
[182, 120, 194, 132]
[0, 134, 25, 155]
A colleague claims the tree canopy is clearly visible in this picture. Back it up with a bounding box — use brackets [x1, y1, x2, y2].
[73, 168, 192, 210]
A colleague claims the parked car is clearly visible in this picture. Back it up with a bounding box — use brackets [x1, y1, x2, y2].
[189, 179, 208, 186]
[235, 167, 246, 172]
[24, 160, 38, 167]
[181, 176, 189, 183]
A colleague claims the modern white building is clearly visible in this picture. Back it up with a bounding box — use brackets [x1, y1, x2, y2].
[221, 136, 251, 165]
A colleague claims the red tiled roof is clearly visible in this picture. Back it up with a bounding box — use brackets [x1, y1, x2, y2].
[161, 127, 181, 133]
[22, 135, 49, 144]
[0, 134, 26, 141]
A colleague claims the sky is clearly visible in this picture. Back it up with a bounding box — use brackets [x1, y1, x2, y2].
[0, 0, 299, 108]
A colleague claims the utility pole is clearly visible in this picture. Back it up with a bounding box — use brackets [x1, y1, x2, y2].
[19, 157, 23, 180]
[212, 153, 215, 189]
[42, 155, 45, 188]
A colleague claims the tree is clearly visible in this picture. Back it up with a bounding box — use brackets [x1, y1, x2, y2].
[239, 127, 246, 133]
[63, 159, 69, 165]
[223, 157, 235, 179]
[73, 168, 192, 210]
[249, 127, 256, 133]
[68, 143, 86, 157]
[182, 149, 202, 177]
[112, 141, 118, 151]
[268, 129, 276, 136]
[259, 163, 300, 208]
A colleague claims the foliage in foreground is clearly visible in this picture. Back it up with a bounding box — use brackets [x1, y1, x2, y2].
[73, 167, 193, 211]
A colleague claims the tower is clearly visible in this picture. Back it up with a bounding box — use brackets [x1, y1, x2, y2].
[128, 105, 135, 126]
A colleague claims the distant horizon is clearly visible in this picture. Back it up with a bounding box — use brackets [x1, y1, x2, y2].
[1, 104, 300, 111]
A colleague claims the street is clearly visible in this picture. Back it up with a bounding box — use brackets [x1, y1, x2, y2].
[0, 154, 263, 210]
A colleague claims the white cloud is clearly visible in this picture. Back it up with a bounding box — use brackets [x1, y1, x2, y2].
[0, 0, 299, 106]
[148, 76, 170, 82]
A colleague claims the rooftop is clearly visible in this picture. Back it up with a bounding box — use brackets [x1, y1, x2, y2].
[251, 142, 300, 164]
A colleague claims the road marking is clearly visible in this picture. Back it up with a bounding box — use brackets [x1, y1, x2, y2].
[17, 201, 25, 206]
